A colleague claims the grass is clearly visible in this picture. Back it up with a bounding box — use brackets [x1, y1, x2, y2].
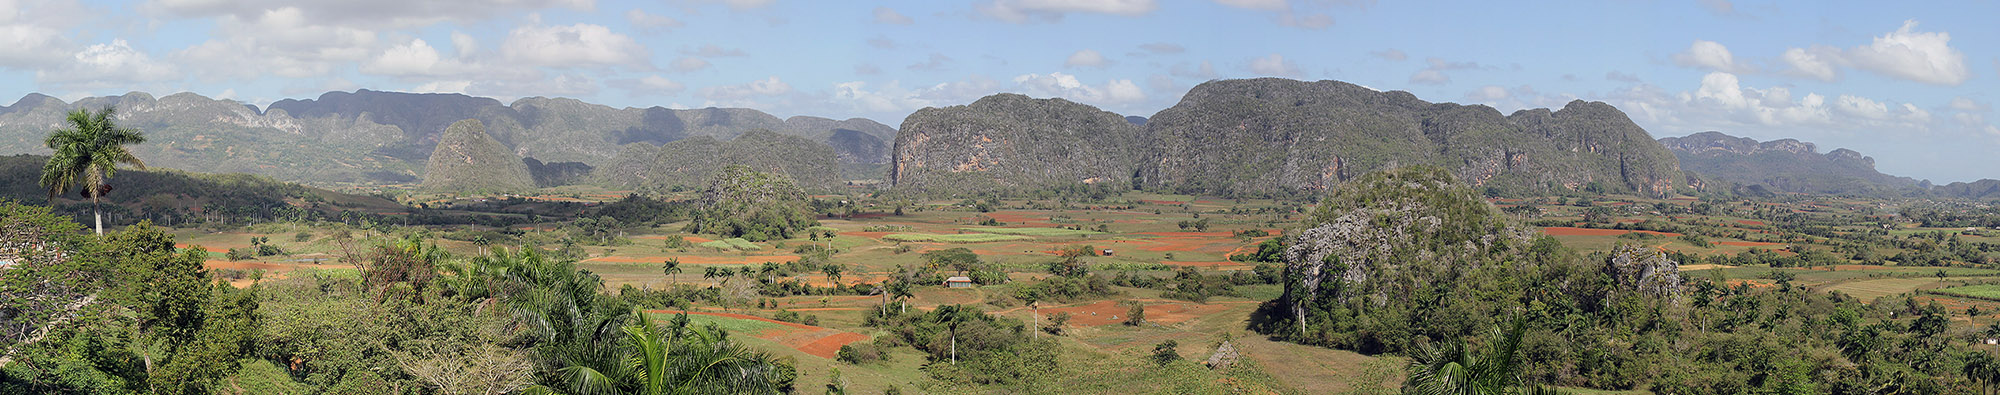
[881, 233, 1032, 243]
[962, 227, 1105, 237]
[647, 311, 788, 335]
[1930, 284, 2000, 300]
[696, 238, 763, 251]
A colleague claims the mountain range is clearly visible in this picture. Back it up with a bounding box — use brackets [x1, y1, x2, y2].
[2, 80, 1996, 199]
[0, 90, 891, 188]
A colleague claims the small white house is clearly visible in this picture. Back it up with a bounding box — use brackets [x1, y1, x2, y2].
[944, 276, 974, 288]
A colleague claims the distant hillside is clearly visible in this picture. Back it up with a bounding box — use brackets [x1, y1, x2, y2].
[0, 154, 401, 225]
[591, 129, 839, 192]
[1139, 78, 1684, 197]
[1659, 131, 1919, 195]
[421, 119, 535, 194]
[1930, 179, 2000, 199]
[891, 93, 1143, 192]
[0, 90, 893, 186]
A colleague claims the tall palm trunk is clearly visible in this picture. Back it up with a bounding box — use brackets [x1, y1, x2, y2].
[92, 194, 103, 235]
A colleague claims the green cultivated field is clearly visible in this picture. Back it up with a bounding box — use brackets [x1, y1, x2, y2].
[1931, 284, 2000, 300]
[881, 233, 1033, 243]
[961, 227, 1105, 237]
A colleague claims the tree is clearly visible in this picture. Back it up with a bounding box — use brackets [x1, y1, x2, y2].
[1123, 301, 1146, 326]
[888, 280, 914, 314]
[40, 107, 147, 235]
[1403, 317, 1567, 395]
[821, 264, 844, 286]
[662, 258, 683, 283]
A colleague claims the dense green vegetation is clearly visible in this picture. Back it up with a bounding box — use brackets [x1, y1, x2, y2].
[683, 165, 818, 241]
[0, 201, 794, 394]
[592, 130, 841, 193]
[1261, 166, 1990, 393]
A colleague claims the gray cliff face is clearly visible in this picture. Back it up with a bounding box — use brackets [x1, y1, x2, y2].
[1137, 78, 1684, 198]
[1658, 131, 1917, 195]
[891, 93, 1144, 192]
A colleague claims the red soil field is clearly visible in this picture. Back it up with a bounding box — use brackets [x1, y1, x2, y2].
[174, 243, 230, 253]
[1139, 200, 1186, 205]
[1539, 227, 1683, 237]
[1713, 241, 1783, 247]
[586, 255, 800, 265]
[1737, 220, 1766, 226]
[643, 310, 868, 359]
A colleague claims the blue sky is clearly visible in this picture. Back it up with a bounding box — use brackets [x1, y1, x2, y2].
[6, 0, 1999, 182]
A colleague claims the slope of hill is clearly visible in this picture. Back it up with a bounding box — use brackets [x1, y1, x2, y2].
[591, 129, 840, 192]
[0, 154, 401, 224]
[420, 119, 535, 194]
[891, 93, 1143, 193]
[1138, 78, 1683, 198]
[0, 91, 893, 187]
[1658, 131, 1919, 195]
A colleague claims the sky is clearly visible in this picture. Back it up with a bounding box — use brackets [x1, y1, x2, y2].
[5, 0, 1999, 182]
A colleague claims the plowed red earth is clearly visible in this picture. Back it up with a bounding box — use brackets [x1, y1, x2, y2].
[643, 310, 868, 359]
[1540, 227, 1683, 237]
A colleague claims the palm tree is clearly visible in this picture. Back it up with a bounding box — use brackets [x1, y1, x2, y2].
[888, 280, 914, 315]
[661, 259, 683, 284]
[555, 310, 786, 395]
[821, 264, 844, 287]
[1404, 316, 1568, 395]
[40, 107, 146, 235]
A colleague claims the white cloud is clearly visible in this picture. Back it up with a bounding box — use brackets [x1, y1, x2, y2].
[1064, 49, 1110, 68]
[172, 7, 380, 79]
[1606, 71, 1957, 139]
[38, 39, 179, 87]
[1834, 94, 1888, 120]
[1843, 20, 1968, 86]
[1249, 53, 1301, 77]
[978, 0, 1157, 23]
[142, 0, 593, 29]
[0, 0, 79, 70]
[1212, 0, 1286, 11]
[672, 57, 711, 72]
[1011, 72, 1146, 105]
[872, 6, 913, 24]
[1672, 40, 1753, 73]
[1779, 46, 1838, 81]
[361, 38, 473, 77]
[501, 22, 650, 68]
[626, 9, 683, 31]
[1949, 97, 1987, 113]
[1369, 49, 1407, 61]
[699, 76, 792, 100]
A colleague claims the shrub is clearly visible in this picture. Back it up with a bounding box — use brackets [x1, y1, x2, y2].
[836, 341, 891, 365]
[1151, 340, 1182, 365]
[227, 247, 254, 261]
